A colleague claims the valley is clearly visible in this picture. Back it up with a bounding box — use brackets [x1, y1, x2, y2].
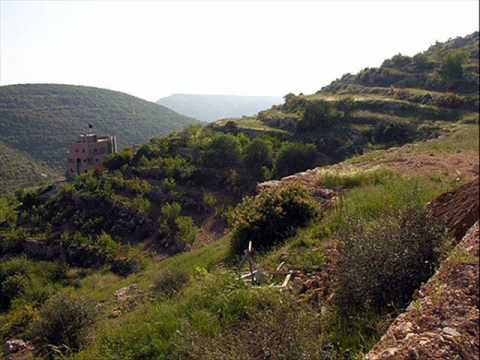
[0, 31, 478, 360]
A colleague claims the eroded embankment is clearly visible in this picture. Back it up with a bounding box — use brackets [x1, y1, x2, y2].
[366, 177, 479, 360]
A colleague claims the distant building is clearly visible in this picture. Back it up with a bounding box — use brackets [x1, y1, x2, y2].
[66, 133, 117, 179]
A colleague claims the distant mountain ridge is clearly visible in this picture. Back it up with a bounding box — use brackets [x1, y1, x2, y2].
[157, 94, 283, 122]
[0, 84, 199, 192]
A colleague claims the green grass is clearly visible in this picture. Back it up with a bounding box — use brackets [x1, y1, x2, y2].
[216, 117, 288, 134]
[317, 167, 395, 189]
[348, 123, 479, 165]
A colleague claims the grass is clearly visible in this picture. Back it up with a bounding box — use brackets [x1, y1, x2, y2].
[347, 123, 479, 165]
[317, 167, 395, 189]
[0, 198, 9, 223]
[217, 117, 288, 134]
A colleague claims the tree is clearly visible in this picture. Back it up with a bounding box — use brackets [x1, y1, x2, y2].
[157, 203, 197, 253]
[275, 143, 318, 178]
[244, 138, 273, 180]
[441, 49, 468, 82]
[336, 97, 355, 118]
[202, 134, 242, 169]
[297, 100, 339, 132]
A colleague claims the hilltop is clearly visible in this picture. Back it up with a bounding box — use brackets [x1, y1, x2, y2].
[0, 32, 478, 360]
[0, 84, 199, 191]
[157, 93, 282, 122]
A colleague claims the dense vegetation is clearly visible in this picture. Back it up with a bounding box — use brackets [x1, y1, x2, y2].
[0, 84, 199, 191]
[0, 32, 478, 359]
[322, 32, 479, 94]
[0, 142, 57, 195]
[157, 94, 282, 122]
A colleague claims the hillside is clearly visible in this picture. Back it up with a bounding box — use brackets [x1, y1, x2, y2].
[0, 143, 57, 195]
[0, 84, 199, 174]
[321, 31, 479, 94]
[209, 32, 479, 170]
[0, 33, 478, 360]
[157, 93, 282, 122]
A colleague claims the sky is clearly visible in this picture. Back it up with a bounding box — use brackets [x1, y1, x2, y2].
[0, 0, 478, 102]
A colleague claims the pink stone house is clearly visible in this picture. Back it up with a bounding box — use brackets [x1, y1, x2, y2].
[66, 133, 117, 179]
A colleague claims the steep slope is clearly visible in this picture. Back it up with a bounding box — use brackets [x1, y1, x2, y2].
[321, 31, 479, 94]
[157, 93, 282, 122]
[0, 84, 199, 171]
[0, 142, 58, 194]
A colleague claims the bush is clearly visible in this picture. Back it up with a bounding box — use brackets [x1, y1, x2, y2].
[335, 206, 448, 314]
[153, 269, 190, 298]
[371, 121, 416, 145]
[275, 143, 318, 178]
[110, 251, 143, 277]
[31, 293, 96, 355]
[202, 134, 242, 169]
[177, 298, 330, 360]
[297, 100, 339, 132]
[0, 304, 38, 342]
[157, 203, 198, 253]
[441, 49, 468, 82]
[229, 186, 319, 256]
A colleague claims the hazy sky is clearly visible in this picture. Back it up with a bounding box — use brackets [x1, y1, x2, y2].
[0, 0, 478, 102]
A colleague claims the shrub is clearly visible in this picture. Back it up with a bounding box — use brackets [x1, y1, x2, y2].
[31, 293, 96, 355]
[297, 100, 340, 132]
[177, 298, 329, 360]
[153, 269, 190, 298]
[202, 192, 217, 211]
[229, 186, 319, 256]
[335, 206, 448, 314]
[157, 203, 198, 253]
[441, 49, 468, 82]
[371, 121, 416, 145]
[275, 143, 318, 178]
[0, 306, 37, 342]
[202, 134, 242, 169]
[110, 250, 143, 277]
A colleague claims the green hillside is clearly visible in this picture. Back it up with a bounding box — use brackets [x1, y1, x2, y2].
[209, 32, 479, 167]
[0, 33, 478, 360]
[0, 84, 199, 173]
[0, 142, 57, 194]
[322, 31, 479, 94]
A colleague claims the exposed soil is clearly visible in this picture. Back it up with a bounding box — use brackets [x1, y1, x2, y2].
[193, 215, 227, 248]
[376, 151, 479, 183]
[428, 177, 479, 242]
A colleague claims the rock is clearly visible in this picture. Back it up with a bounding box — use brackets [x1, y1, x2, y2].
[4, 339, 33, 354]
[110, 308, 122, 318]
[115, 284, 140, 302]
[442, 327, 461, 338]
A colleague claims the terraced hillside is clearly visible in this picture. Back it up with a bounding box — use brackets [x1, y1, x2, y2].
[211, 32, 479, 168]
[0, 84, 199, 191]
[0, 33, 478, 360]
